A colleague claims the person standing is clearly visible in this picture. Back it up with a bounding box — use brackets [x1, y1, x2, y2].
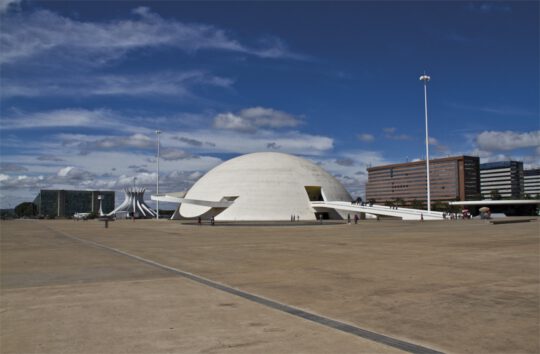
[347, 213, 351, 224]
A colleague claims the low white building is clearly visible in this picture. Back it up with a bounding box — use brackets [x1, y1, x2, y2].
[156, 152, 352, 221]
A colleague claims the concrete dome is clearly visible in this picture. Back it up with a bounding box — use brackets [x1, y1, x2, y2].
[180, 152, 352, 221]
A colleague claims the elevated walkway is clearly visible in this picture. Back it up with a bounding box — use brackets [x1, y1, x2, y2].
[151, 194, 234, 208]
[311, 201, 445, 220]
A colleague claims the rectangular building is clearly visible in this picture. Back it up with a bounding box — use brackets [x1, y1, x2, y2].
[366, 156, 480, 206]
[33, 189, 115, 217]
[523, 169, 540, 197]
[480, 161, 523, 199]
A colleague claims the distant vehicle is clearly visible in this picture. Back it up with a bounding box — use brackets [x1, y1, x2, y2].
[73, 212, 91, 220]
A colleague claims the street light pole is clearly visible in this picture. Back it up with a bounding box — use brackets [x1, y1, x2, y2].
[419, 73, 431, 212]
[133, 177, 137, 217]
[156, 130, 161, 220]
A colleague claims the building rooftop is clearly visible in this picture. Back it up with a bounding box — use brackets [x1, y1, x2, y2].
[367, 155, 477, 172]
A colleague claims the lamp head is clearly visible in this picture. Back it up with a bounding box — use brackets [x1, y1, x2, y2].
[419, 74, 431, 82]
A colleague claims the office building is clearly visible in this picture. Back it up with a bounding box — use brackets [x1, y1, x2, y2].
[366, 156, 480, 206]
[480, 161, 524, 199]
[523, 169, 540, 197]
[33, 189, 115, 217]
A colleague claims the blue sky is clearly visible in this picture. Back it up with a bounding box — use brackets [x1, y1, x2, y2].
[1, 0, 539, 208]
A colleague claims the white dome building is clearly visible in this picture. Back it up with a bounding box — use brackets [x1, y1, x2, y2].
[157, 152, 352, 221]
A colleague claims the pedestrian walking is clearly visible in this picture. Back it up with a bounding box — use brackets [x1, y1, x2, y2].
[354, 214, 359, 224]
[347, 213, 351, 224]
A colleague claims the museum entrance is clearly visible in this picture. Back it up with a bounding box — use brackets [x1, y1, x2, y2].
[304, 186, 324, 201]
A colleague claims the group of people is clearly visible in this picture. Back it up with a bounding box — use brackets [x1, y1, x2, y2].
[347, 213, 360, 224]
[197, 216, 215, 225]
[351, 198, 373, 207]
[290, 214, 300, 222]
[442, 212, 469, 220]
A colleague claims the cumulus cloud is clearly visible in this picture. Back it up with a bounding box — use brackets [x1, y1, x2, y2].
[128, 165, 150, 173]
[0, 165, 96, 190]
[266, 142, 281, 149]
[73, 134, 155, 154]
[56, 166, 95, 181]
[213, 107, 302, 133]
[1, 7, 304, 65]
[0, 174, 46, 189]
[428, 137, 449, 153]
[160, 148, 198, 161]
[383, 127, 413, 141]
[476, 130, 540, 151]
[172, 136, 204, 146]
[335, 158, 355, 166]
[357, 133, 374, 143]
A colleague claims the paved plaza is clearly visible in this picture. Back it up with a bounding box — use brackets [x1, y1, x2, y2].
[1, 219, 539, 353]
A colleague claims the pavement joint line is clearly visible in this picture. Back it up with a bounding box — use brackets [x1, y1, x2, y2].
[48, 226, 444, 354]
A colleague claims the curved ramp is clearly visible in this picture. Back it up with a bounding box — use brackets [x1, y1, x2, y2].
[312, 201, 445, 220]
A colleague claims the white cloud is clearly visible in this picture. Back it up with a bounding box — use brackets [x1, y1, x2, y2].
[213, 107, 302, 133]
[428, 137, 449, 153]
[0, 0, 20, 14]
[466, 2, 511, 14]
[37, 155, 64, 162]
[476, 130, 540, 151]
[2, 71, 234, 98]
[75, 134, 155, 154]
[56, 166, 95, 181]
[160, 148, 197, 161]
[357, 133, 375, 143]
[0, 162, 28, 172]
[1, 8, 304, 65]
[1, 108, 122, 130]
[383, 127, 413, 141]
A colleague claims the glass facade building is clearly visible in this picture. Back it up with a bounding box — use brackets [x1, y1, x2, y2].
[33, 190, 115, 217]
[524, 169, 540, 197]
[480, 161, 524, 199]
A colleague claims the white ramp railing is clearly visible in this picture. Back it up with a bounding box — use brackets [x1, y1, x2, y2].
[311, 201, 445, 220]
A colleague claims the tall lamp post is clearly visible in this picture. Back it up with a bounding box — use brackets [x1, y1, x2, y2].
[156, 130, 161, 220]
[419, 73, 431, 212]
[133, 177, 137, 217]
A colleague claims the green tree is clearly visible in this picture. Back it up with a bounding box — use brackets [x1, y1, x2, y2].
[432, 201, 448, 212]
[14, 202, 36, 218]
[410, 199, 425, 210]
